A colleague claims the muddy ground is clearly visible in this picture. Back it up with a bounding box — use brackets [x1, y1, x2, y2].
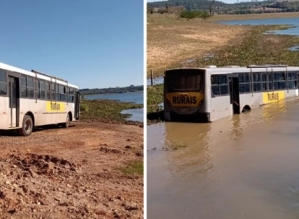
[0, 121, 143, 219]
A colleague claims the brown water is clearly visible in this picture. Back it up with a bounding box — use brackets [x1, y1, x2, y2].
[147, 98, 299, 219]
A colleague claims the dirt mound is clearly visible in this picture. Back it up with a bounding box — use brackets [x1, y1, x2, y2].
[10, 154, 78, 177]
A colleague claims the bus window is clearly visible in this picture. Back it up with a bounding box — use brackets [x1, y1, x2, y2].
[39, 80, 45, 99]
[262, 73, 267, 91]
[35, 79, 40, 99]
[69, 88, 74, 102]
[273, 72, 285, 90]
[45, 81, 50, 100]
[253, 73, 261, 92]
[268, 73, 273, 91]
[27, 77, 34, 98]
[20, 75, 27, 97]
[238, 73, 250, 93]
[165, 69, 202, 91]
[0, 69, 6, 95]
[211, 75, 228, 96]
[288, 72, 298, 89]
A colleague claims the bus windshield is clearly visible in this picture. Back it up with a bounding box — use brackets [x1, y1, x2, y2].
[165, 69, 203, 91]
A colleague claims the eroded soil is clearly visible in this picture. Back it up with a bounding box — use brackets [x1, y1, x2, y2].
[0, 121, 143, 219]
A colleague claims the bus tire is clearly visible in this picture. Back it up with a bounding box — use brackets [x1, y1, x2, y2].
[19, 115, 33, 136]
[62, 113, 70, 128]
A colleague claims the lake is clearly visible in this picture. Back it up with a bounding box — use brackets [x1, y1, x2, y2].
[84, 91, 143, 122]
[147, 18, 299, 219]
[219, 17, 299, 35]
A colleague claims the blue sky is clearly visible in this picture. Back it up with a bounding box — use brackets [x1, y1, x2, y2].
[0, 1, 143, 89]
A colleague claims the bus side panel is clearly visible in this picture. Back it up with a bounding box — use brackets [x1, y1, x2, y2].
[47, 101, 67, 124]
[0, 97, 9, 129]
[34, 100, 47, 126]
[210, 96, 231, 121]
[65, 103, 75, 121]
[18, 99, 52, 127]
[18, 99, 36, 127]
[285, 89, 298, 98]
[239, 93, 263, 112]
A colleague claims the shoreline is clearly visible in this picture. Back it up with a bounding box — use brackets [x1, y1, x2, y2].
[210, 12, 299, 22]
[83, 90, 143, 96]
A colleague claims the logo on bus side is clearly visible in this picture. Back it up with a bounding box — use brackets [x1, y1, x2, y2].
[172, 96, 197, 105]
[46, 101, 66, 112]
[267, 93, 279, 101]
[50, 103, 61, 111]
[166, 92, 203, 107]
[262, 91, 285, 104]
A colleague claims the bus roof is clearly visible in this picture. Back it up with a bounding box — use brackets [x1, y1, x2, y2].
[0, 62, 78, 89]
[166, 66, 299, 75]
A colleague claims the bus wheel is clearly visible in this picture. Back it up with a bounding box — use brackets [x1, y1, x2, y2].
[19, 115, 33, 136]
[62, 113, 70, 128]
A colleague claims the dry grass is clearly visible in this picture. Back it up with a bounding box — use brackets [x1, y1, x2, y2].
[147, 13, 299, 77]
[147, 13, 249, 77]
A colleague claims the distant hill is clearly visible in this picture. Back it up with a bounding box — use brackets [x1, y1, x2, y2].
[148, 0, 226, 10]
[147, 0, 299, 14]
[79, 85, 143, 95]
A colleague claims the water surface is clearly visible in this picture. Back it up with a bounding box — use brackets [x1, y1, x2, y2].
[220, 17, 299, 35]
[147, 98, 299, 219]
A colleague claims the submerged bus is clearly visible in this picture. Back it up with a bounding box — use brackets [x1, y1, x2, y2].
[164, 65, 299, 122]
[0, 62, 80, 136]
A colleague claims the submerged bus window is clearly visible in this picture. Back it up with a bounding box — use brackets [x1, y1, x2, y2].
[273, 72, 285, 90]
[166, 70, 202, 91]
[252, 73, 262, 92]
[239, 73, 251, 93]
[211, 75, 228, 96]
[288, 72, 298, 89]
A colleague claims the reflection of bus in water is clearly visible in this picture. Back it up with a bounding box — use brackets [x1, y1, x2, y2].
[164, 65, 299, 122]
[0, 62, 80, 136]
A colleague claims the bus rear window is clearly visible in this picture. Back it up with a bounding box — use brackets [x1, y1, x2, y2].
[166, 70, 202, 91]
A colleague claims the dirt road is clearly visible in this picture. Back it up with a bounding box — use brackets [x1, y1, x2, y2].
[0, 121, 143, 219]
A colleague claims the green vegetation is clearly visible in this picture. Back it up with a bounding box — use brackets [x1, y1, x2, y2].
[147, 84, 163, 113]
[147, 84, 164, 123]
[119, 160, 143, 175]
[79, 85, 143, 96]
[80, 99, 142, 123]
[196, 25, 299, 67]
[180, 10, 211, 20]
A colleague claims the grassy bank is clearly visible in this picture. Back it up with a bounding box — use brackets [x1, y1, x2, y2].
[80, 99, 143, 124]
[195, 25, 299, 67]
[120, 160, 143, 175]
[147, 13, 248, 77]
[147, 84, 164, 123]
[147, 17, 299, 121]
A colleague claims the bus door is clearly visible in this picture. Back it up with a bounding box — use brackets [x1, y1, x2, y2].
[74, 91, 80, 120]
[8, 76, 19, 127]
[228, 75, 240, 114]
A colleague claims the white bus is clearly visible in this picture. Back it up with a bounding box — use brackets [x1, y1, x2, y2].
[163, 65, 299, 122]
[0, 62, 80, 136]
